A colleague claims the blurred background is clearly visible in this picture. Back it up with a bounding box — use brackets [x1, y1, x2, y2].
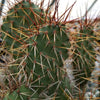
[0, 0, 100, 20]
[32, 0, 100, 20]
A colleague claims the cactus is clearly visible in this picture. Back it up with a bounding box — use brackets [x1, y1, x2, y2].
[84, 21, 100, 99]
[73, 22, 95, 87]
[0, 0, 100, 99]
[67, 20, 96, 88]
[1, 0, 75, 99]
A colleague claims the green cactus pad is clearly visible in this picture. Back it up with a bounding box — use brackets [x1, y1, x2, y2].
[1, 1, 73, 99]
[73, 24, 95, 87]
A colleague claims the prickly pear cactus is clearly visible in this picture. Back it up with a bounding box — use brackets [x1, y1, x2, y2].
[69, 21, 96, 87]
[1, 1, 74, 99]
[0, 0, 99, 99]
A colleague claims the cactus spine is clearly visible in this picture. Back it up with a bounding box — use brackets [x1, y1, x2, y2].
[0, 0, 100, 99]
[1, 0, 73, 99]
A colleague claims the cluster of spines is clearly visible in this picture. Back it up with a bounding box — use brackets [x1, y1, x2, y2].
[0, 0, 99, 99]
[1, 1, 74, 99]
